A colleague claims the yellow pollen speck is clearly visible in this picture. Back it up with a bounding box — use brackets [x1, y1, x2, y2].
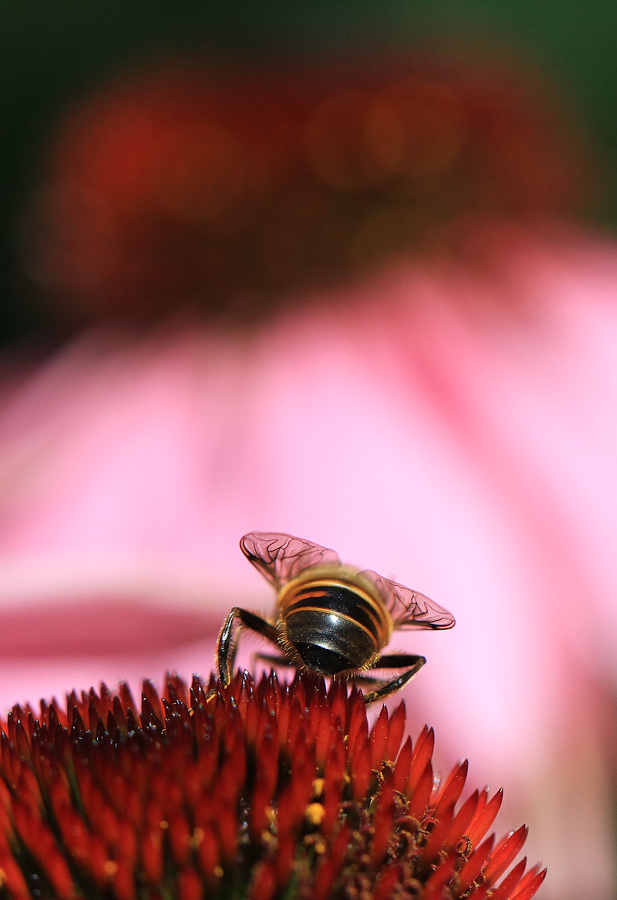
[160, 820, 169, 830]
[191, 827, 205, 848]
[0, 869, 7, 887]
[314, 839, 327, 854]
[265, 806, 276, 824]
[214, 866, 224, 878]
[306, 802, 326, 825]
[312, 778, 325, 797]
[457, 835, 472, 856]
[104, 861, 118, 877]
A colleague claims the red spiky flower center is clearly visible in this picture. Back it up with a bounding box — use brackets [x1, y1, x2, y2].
[0, 671, 545, 900]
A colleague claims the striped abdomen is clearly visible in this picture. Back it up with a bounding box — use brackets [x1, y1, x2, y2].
[278, 577, 391, 675]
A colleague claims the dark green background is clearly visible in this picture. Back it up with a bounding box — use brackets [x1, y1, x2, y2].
[1, 1, 615, 345]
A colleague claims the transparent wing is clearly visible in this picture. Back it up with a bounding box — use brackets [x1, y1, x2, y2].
[240, 532, 341, 589]
[362, 570, 455, 630]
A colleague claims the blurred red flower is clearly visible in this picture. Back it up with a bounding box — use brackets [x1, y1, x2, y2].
[19, 58, 586, 326]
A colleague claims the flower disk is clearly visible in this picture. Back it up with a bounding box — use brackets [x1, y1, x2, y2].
[0, 672, 546, 900]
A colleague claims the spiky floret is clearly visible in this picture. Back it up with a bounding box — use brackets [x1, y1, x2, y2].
[0, 671, 545, 900]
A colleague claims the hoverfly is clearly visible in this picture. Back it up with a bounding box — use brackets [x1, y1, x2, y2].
[213, 532, 455, 703]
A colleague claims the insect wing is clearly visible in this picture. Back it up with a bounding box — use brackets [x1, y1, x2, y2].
[362, 570, 455, 630]
[240, 532, 341, 589]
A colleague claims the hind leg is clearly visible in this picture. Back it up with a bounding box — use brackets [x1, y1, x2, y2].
[358, 654, 426, 704]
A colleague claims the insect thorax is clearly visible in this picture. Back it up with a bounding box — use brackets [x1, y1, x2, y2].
[277, 567, 392, 676]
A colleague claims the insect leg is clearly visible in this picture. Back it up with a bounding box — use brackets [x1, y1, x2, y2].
[253, 651, 296, 668]
[360, 654, 426, 704]
[370, 653, 426, 670]
[215, 607, 279, 686]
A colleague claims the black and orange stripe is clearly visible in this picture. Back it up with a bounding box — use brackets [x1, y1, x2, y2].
[286, 581, 385, 639]
[278, 576, 392, 674]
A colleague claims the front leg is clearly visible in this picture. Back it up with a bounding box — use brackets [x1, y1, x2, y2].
[215, 607, 279, 686]
[361, 653, 426, 704]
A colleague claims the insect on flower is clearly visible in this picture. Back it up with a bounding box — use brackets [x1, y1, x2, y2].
[214, 531, 455, 703]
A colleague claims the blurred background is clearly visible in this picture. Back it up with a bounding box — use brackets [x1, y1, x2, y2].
[1, 2, 617, 898]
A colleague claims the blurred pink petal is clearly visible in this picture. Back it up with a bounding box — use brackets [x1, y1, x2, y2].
[1, 219, 617, 896]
